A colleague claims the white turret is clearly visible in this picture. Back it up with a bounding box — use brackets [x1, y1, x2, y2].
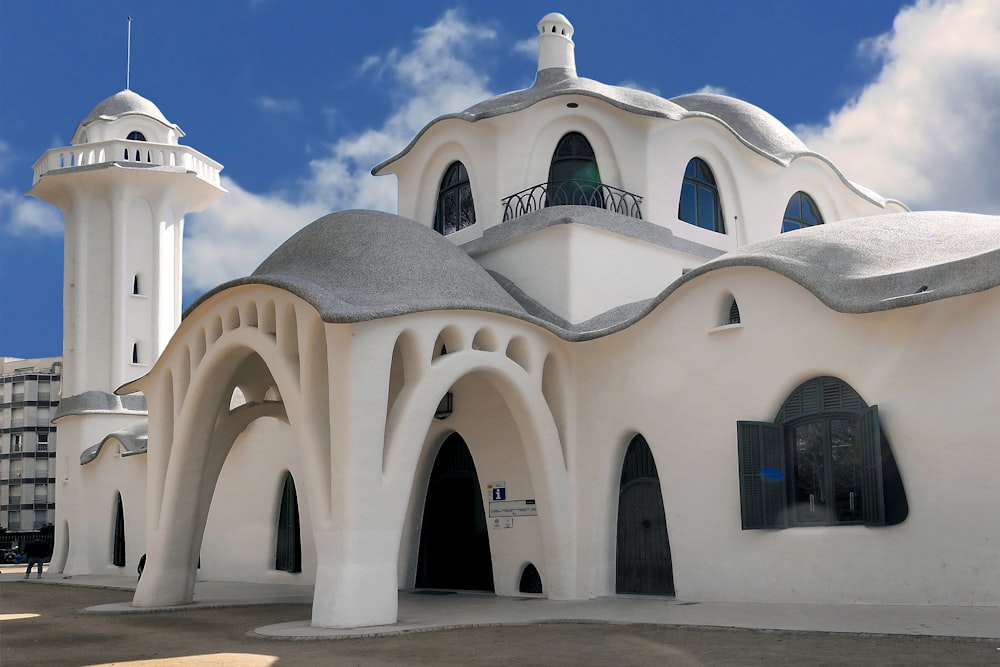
[537, 13, 576, 75]
[29, 89, 226, 396]
[29, 89, 225, 576]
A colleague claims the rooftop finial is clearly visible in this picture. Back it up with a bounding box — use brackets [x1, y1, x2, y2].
[536, 13, 575, 76]
[126, 16, 132, 90]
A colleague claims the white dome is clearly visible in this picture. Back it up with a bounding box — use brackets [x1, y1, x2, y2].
[81, 89, 171, 126]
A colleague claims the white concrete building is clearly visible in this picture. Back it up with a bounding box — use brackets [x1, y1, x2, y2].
[29, 89, 225, 576]
[35, 13, 1000, 629]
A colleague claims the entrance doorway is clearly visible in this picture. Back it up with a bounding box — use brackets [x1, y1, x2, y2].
[416, 433, 494, 591]
[616, 435, 674, 595]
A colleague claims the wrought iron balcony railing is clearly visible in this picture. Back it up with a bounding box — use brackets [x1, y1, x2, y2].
[501, 180, 643, 222]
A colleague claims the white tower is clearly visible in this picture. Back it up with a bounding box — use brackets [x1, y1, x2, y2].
[29, 89, 226, 574]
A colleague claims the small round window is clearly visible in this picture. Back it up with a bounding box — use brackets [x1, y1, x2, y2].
[127, 131, 147, 142]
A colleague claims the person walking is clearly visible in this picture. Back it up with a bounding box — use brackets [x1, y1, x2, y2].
[24, 538, 46, 579]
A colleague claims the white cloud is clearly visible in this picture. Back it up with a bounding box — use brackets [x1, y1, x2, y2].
[256, 96, 301, 114]
[618, 80, 662, 97]
[690, 85, 727, 96]
[0, 190, 63, 237]
[183, 9, 497, 293]
[797, 0, 1000, 214]
[513, 37, 537, 59]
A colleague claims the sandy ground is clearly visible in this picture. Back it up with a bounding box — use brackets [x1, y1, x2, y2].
[3, 582, 999, 666]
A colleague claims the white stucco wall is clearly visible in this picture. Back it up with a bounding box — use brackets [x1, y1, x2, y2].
[200, 416, 316, 585]
[572, 267, 1000, 606]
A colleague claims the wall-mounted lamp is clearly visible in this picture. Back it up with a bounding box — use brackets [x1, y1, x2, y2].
[434, 392, 453, 420]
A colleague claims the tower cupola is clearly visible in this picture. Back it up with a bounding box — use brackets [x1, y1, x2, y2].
[537, 13, 576, 76]
[72, 89, 182, 145]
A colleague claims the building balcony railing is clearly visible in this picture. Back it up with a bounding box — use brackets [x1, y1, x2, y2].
[32, 140, 222, 188]
[501, 180, 643, 222]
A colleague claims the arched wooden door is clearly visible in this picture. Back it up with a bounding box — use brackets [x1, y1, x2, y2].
[616, 435, 674, 595]
[416, 433, 494, 591]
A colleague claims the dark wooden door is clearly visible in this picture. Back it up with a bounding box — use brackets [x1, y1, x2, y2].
[616, 436, 674, 595]
[416, 434, 494, 592]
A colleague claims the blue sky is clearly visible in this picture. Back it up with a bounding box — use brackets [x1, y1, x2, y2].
[1, 1, 998, 359]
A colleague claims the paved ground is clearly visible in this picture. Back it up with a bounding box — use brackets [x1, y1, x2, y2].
[3, 566, 1000, 666]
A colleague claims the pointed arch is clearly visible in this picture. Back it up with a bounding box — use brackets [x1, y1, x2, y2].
[112, 493, 126, 567]
[275, 472, 302, 573]
[616, 435, 673, 595]
[415, 433, 494, 591]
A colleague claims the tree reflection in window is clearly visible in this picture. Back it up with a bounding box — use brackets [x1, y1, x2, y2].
[434, 162, 476, 235]
[546, 132, 604, 208]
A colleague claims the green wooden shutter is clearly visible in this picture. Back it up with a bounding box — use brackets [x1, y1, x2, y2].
[737, 421, 786, 529]
[858, 405, 886, 526]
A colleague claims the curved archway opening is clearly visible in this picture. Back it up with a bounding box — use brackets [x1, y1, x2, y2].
[415, 433, 494, 592]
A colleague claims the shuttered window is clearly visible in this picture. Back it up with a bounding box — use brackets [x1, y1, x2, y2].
[737, 378, 904, 529]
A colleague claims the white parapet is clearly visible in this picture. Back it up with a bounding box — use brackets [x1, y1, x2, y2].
[32, 140, 223, 187]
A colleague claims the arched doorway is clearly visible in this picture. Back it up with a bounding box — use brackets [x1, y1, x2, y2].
[616, 435, 674, 595]
[112, 493, 126, 567]
[546, 131, 604, 208]
[415, 433, 494, 591]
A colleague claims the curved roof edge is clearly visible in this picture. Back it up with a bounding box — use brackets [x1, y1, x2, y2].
[371, 82, 901, 210]
[372, 72, 687, 176]
[53, 390, 148, 422]
[178, 211, 999, 352]
[80, 420, 148, 465]
[675, 211, 1000, 313]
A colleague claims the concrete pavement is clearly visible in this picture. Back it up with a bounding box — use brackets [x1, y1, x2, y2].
[4, 565, 998, 642]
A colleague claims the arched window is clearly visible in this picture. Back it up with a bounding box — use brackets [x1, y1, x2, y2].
[782, 192, 823, 232]
[518, 562, 543, 594]
[434, 162, 476, 235]
[131, 343, 139, 364]
[127, 131, 147, 142]
[727, 298, 741, 325]
[112, 493, 126, 567]
[275, 473, 302, 573]
[678, 158, 725, 233]
[546, 132, 604, 208]
[737, 376, 908, 529]
[132, 274, 141, 295]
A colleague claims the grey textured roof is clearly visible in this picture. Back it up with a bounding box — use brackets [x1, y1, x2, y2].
[680, 211, 1000, 312]
[189, 209, 1000, 342]
[191, 209, 531, 322]
[52, 390, 148, 422]
[372, 73, 900, 208]
[669, 93, 808, 161]
[81, 89, 171, 126]
[80, 421, 148, 465]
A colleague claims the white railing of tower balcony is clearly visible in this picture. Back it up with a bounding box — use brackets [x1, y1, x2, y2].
[501, 180, 643, 222]
[32, 140, 222, 187]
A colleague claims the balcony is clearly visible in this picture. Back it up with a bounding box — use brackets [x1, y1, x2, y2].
[32, 139, 222, 188]
[501, 180, 643, 222]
